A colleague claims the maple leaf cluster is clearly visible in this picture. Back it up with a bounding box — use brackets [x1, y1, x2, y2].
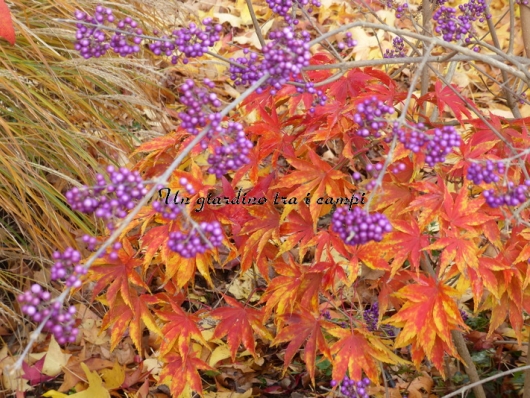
[77, 49, 530, 396]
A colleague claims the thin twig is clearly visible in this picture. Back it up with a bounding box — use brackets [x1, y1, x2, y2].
[483, 1, 521, 117]
[299, 6, 343, 62]
[245, 0, 266, 49]
[508, 0, 516, 55]
[420, 0, 433, 118]
[302, 54, 530, 71]
[308, 21, 530, 81]
[442, 364, 530, 398]
[380, 362, 390, 398]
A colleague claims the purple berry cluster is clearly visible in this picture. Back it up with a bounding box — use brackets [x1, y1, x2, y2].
[18, 282, 79, 345]
[51, 248, 87, 289]
[229, 49, 261, 87]
[460, 309, 469, 322]
[390, 122, 428, 152]
[178, 79, 222, 137]
[109, 16, 143, 57]
[74, 6, 142, 59]
[332, 207, 392, 245]
[433, 0, 490, 45]
[74, 6, 221, 63]
[483, 181, 530, 208]
[294, 80, 328, 113]
[384, 37, 406, 58]
[261, 27, 312, 95]
[391, 123, 460, 167]
[266, 0, 322, 23]
[207, 122, 253, 178]
[331, 376, 371, 398]
[467, 160, 505, 185]
[153, 200, 181, 220]
[153, 177, 195, 219]
[229, 27, 337, 111]
[424, 126, 461, 167]
[353, 97, 395, 138]
[362, 303, 396, 336]
[168, 221, 224, 257]
[229, 27, 312, 95]
[363, 303, 379, 332]
[381, 0, 409, 18]
[148, 18, 222, 65]
[337, 32, 358, 51]
[66, 166, 147, 230]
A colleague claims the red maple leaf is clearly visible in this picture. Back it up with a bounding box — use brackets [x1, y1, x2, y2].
[156, 299, 208, 357]
[210, 295, 272, 360]
[273, 307, 334, 384]
[278, 202, 316, 261]
[0, 0, 15, 45]
[246, 105, 298, 166]
[384, 219, 430, 274]
[406, 176, 446, 229]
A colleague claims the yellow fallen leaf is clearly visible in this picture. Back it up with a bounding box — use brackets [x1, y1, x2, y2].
[205, 389, 252, 398]
[100, 361, 125, 390]
[43, 363, 110, 398]
[41, 336, 71, 377]
[235, 0, 253, 25]
[41, 391, 69, 398]
[209, 345, 231, 367]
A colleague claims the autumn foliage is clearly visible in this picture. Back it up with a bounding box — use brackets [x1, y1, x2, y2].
[78, 52, 530, 396]
[4, 0, 530, 396]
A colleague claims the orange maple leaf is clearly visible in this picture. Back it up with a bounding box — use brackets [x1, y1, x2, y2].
[405, 177, 446, 229]
[259, 256, 323, 321]
[238, 200, 281, 273]
[156, 300, 208, 357]
[439, 185, 494, 234]
[272, 149, 351, 225]
[272, 307, 334, 384]
[89, 238, 147, 309]
[160, 349, 213, 397]
[382, 275, 468, 374]
[383, 219, 430, 275]
[210, 295, 272, 361]
[423, 230, 480, 274]
[101, 292, 160, 351]
[328, 327, 405, 383]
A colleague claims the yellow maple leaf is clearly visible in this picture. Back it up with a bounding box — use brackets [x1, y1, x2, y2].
[42, 362, 110, 398]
